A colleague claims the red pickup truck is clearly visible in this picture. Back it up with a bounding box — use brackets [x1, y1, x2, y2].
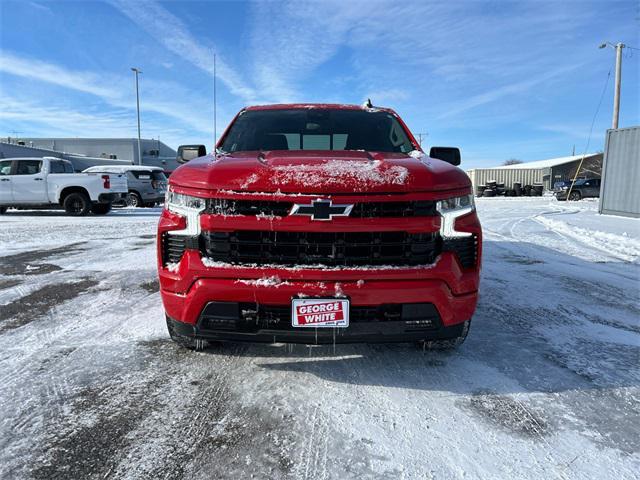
[157, 104, 481, 350]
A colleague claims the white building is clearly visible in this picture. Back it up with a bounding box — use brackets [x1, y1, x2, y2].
[2, 137, 179, 173]
[467, 153, 603, 192]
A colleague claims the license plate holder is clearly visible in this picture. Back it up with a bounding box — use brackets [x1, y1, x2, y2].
[291, 298, 349, 328]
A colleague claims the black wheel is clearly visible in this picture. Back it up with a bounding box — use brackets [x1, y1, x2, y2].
[0, 206, 7, 214]
[144, 202, 157, 208]
[63, 192, 91, 216]
[417, 320, 470, 351]
[166, 316, 209, 351]
[126, 192, 143, 208]
[569, 191, 581, 201]
[90, 203, 112, 215]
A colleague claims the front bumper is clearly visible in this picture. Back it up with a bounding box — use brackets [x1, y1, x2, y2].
[160, 272, 478, 344]
[554, 191, 568, 200]
[158, 189, 481, 344]
[166, 311, 470, 344]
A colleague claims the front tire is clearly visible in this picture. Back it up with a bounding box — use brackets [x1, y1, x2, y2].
[90, 203, 112, 215]
[166, 316, 209, 351]
[126, 192, 143, 208]
[63, 192, 91, 216]
[0, 206, 7, 214]
[569, 191, 581, 201]
[417, 320, 470, 351]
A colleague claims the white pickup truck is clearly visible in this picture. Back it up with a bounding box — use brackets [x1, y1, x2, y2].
[0, 157, 128, 215]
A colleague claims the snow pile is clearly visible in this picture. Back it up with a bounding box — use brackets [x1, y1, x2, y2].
[256, 212, 282, 221]
[532, 201, 640, 263]
[235, 276, 291, 288]
[268, 160, 409, 189]
[239, 173, 259, 189]
[201, 256, 438, 271]
[535, 214, 640, 262]
[165, 262, 180, 273]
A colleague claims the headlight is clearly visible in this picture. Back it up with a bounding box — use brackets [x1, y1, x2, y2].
[165, 188, 206, 236]
[166, 190, 206, 212]
[436, 194, 475, 238]
[436, 194, 474, 213]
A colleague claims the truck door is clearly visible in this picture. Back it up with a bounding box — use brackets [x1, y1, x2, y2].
[0, 160, 13, 203]
[11, 159, 48, 203]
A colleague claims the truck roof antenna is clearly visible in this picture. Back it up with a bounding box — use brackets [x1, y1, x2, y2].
[363, 98, 373, 108]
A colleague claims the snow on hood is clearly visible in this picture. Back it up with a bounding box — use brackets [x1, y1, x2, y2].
[169, 150, 470, 194]
[264, 159, 408, 189]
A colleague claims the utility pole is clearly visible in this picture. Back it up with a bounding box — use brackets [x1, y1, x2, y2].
[213, 53, 217, 152]
[415, 132, 428, 147]
[599, 42, 625, 129]
[612, 43, 624, 129]
[131, 67, 143, 164]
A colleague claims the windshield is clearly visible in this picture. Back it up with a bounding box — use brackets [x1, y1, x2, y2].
[219, 108, 415, 153]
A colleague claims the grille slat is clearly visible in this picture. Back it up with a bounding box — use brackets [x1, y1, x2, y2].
[202, 230, 439, 266]
[205, 199, 437, 218]
[443, 235, 478, 269]
[162, 233, 186, 264]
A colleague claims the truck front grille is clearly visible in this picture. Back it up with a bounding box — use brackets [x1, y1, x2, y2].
[205, 199, 437, 218]
[202, 230, 440, 267]
[443, 234, 478, 269]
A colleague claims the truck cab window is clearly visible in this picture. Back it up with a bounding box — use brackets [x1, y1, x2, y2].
[50, 161, 66, 173]
[16, 160, 42, 175]
[0, 160, 11, 175]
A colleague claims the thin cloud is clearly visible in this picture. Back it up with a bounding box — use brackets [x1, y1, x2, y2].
[436, 63, 586, 120]
[0, 94, 201, 148]
[0, 52, 120, 99]
[0, 52, 214, 135]
[108, 0, 257, 102]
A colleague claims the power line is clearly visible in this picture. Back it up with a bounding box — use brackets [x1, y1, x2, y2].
[566, 66, 612, 200]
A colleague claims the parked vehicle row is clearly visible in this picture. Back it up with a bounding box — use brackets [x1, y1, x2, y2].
[0, 157, 127, 215]
[475, 177, 602, 200]
[0, 158, 168, 215]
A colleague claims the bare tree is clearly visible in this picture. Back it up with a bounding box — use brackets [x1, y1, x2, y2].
[503, 158, 524, 166]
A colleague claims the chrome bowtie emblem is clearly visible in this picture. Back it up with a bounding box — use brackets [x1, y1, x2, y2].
[290, 199, 354, 221]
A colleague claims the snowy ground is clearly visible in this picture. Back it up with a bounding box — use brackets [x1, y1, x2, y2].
[0, 198, 638, 480]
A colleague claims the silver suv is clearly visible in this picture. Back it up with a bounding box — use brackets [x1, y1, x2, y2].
[83, 166, 167, 207]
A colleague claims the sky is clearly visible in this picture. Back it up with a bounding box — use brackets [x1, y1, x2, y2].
[0, 0, 638, 168]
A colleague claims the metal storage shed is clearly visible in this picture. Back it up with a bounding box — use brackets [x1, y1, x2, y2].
[599, 126, 640, 218]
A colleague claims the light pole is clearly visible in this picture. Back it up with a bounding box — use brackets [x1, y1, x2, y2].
[131, 67, 143, 165]
[599, 42, 625, 129]
[213, 53, 217, 151]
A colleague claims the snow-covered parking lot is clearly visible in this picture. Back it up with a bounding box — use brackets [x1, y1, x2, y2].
[0, 198, 638, 479]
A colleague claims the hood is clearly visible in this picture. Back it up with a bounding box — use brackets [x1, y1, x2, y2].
[169, 150, 470, 194]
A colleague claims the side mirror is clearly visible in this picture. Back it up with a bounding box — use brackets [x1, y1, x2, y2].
[177, 144, 206, 163]
[429, 146, 461, 166]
